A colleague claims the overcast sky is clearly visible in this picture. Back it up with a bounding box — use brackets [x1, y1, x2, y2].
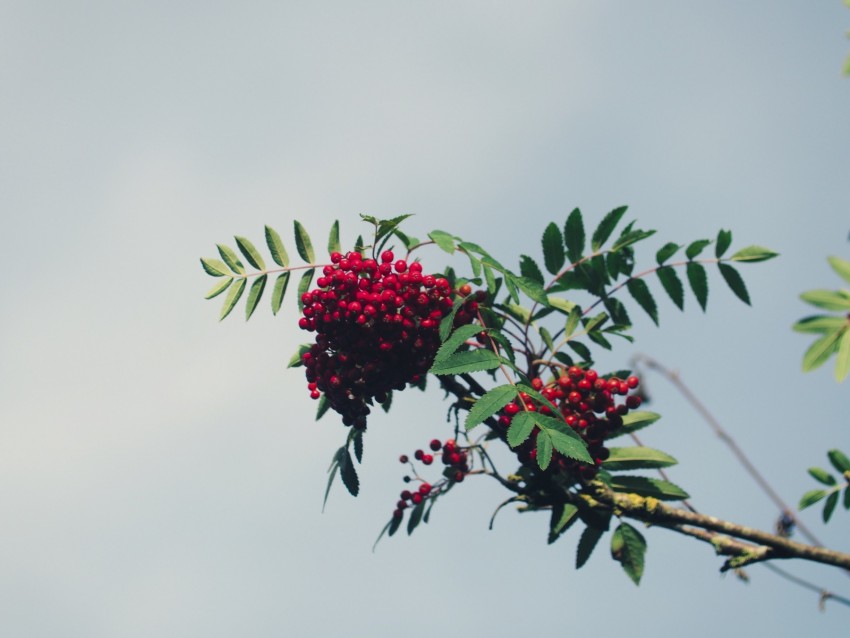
[2, 2, 849, 636]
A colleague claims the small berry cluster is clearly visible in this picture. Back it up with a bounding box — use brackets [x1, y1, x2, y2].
[497, 367, 641, 480]
[393, 438, 471, 519]
[300, 250, 478, 429]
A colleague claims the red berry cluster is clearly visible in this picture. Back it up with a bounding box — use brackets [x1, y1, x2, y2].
[393, 438, 471, 519]
[497, 367, 641, 480]
[300, 250, 478, 429]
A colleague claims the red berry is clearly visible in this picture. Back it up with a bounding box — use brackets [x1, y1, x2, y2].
[459, 283, 473, 296]
[412, 493, 423, 504]
[422, 454, 434, 465]
[399, 454, 409, 464]
[626, 376, 639, 389]
[429, 438, 441, 451]
[380, 250, 394, 263]
[414, 449, 424, 460]
[418, 483, 431, 495]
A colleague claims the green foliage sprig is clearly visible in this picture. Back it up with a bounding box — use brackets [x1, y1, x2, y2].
[794, 253, 850, 381]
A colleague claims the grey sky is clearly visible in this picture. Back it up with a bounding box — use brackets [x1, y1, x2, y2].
[1, 2, 849, 636]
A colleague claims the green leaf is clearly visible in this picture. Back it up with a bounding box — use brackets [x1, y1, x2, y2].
[685, 239, 711, 260]
[434, 324, 483, 363]
[626, 278, 659, 326]
[219, 277, 246, 320]
[567, 340, 592, 362]
[656, 266, 684, 310]
[718, 263, 750, 305]
[201, 257, 231, 277]
[520, 255, 545, 285]
[271, 272, 290, 315]
[547, 296, 577, 314]
[511, 275, 549, 304]
[322, 449, 342, 511]
[407, 500, 425, 535]
[802, 329, 844, 372]
[808, 467, 836, 486]
[204, 277, 233, 299]
[377, 214, 414, 243]
[591, 206, 628, 251]
[429, 230, 456, 254]
[611, 411, 661, 438]
[611, 522, 646, 585]
[353, 430, 364, 463]
[835, 329, 850, 382]
[245, 275, 267, 320]
[296, 269, 315, 312]
[265, 225, 289, 267]
[548, 503, 579, 544]
[287, 344, 310, 368]
[828, 449, 850, 474]
[565, 306, 582, 337]
[800, 289, 850, 311]
[729, 245, 779, 263]
[217, 244, 245, 274]
[610, 476, 689, 501]
[542, 222, 566, 275]
[576, 525, 605, 569]
[429, 349, 502, 375]
[507, 412, 537, 447]
[602, 298, 630, 327]
[715, 229, 732, 258]
[339, 449, 359, 497]
[235, 236, 265, 270]
[611, 229, 656, 252]
[564, 208, 585, 263]
[546, 425, 593, 462]
[686, 262, 708, 311]
[536, 431, 554, 470]
[539, 327, 556, 354]
[828, 256, 850, 285]
[465, 385, 518, 431]
[483, 264, 498, 297]
[602, 447, 678, 471]
[316, 394, 330, 420]
[438, 298, 468, 341]
[293, 220, 315, 263]
[799, 488, 827, 510]
[584, 312, 609, 334]
[328, 220, 341, 255]
[824, 491, 840, 523]
[793, 315, 847, 333]
[655, 242, 680, 265]
[844, 486, 850, 511]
